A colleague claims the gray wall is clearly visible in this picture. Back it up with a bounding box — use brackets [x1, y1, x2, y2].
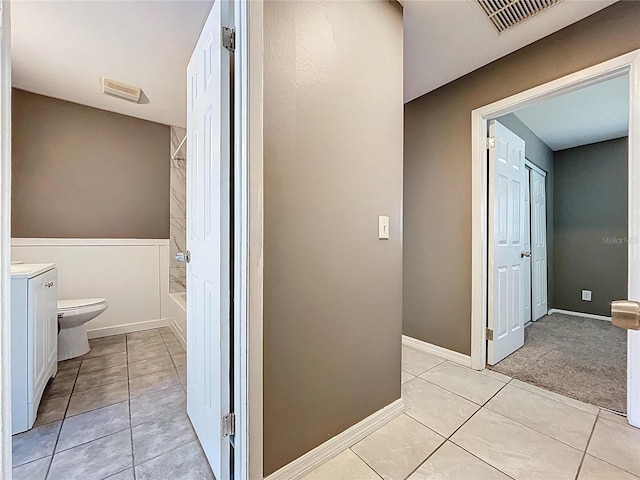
[403, 1, 640, 355]
[264, 0, 403, 475]
[553, 137, 628, 316]
[497, 113, 555, 307]
[12, 89, 170, 239]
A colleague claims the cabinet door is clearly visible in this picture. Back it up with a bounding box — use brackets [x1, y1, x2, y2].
[29, 268, 57, 400]
[44, 270, 58, 370]
[29, 274, 47, 399]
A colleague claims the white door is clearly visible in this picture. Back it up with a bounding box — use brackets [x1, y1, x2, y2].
[488, 120, 526, 365]
[523, 167, 532, 324]
[186, 1, 232, 478]
[530, 169, 548, 321]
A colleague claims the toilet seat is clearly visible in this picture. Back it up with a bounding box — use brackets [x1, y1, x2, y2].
[58, 297, 106, 312]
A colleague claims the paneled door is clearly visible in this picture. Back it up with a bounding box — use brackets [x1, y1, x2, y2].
[531, 169, 548, 321]
[488, 120, 526, 365]
[523, 167, 532, 324]
[186, 0, 232, 478]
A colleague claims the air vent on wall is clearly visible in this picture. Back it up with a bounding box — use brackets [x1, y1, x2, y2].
[101, 78, 141, 103]
[476, 0, 564, 33]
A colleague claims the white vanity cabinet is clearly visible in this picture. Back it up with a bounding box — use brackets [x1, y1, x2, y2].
[11, 263, 58, 434]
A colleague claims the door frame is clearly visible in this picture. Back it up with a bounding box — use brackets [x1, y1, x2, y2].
[0, 2, 10, 477]
[0, 1, 265, 476]
[470, 49, 640, 426]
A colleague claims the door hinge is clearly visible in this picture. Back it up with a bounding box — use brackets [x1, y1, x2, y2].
[486, 137, 495, 149]
[222, 412, 235, 437]
[223, 27, 235, 52]
[486, 328, 494, 341]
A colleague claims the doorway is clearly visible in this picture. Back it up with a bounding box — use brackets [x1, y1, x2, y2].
[470, 49, 640, 427]
[486, 92, 629, 412]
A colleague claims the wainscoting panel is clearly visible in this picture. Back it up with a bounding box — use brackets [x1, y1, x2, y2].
[11, 238, 170, 337]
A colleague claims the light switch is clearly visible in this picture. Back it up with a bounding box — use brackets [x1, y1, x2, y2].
[582, 290, 592, 301]
[378, 216, 389, 240]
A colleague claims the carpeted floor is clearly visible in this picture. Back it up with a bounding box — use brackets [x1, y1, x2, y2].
[490, 312, 627, 413]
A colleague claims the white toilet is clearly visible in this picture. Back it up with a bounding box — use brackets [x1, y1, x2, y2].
[57, 298, 108, 361]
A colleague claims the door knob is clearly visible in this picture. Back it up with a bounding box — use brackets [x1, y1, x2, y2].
[521, 251, 531, 258]
[175, 251, 191, 263]
[611, 300, 640, 330]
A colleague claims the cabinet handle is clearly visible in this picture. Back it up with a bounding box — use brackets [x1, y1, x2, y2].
[45, 282, 54, 288]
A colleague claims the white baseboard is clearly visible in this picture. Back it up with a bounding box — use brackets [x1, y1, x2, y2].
[547, 308, 611, 322]
[402, 335, 472, 367]
[265, 398, 405, 480]
[170, 319, 186, 348]
[86, 318, 170, 339]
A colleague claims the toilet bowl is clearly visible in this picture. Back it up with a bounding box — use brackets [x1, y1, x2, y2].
[57, 298, 108, 361]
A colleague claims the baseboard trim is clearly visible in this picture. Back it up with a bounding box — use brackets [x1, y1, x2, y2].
[547, 308, 611, 322]
[265, 398, 405, 480]
[170, 319, 186, 348]
[86, 318, 171, 339]
[402, 335, 472, 367]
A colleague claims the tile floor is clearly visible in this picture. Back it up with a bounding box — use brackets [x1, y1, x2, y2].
[12, 327, 214, 480]
[304, 346, 640, 480]
[13, 339, 640, 480]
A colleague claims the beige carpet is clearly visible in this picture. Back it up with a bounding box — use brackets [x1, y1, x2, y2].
[490, 312, 627, 413]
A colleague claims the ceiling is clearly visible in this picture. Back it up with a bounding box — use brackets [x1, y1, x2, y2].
[403, 0, 617, 103]
[11, 1, 213, 127]
[514, 74, 629, 151]
[11, 0, 619, 126]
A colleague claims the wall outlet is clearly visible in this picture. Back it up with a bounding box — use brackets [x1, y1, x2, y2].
[582, 290, 592, 302]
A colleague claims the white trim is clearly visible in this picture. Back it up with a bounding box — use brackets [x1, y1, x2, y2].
[265, 399, 404, 480]
[246, 0, 264, 477]
[471, 49, 640, 428]
[471, 49, 640, 371]
[0, 2, 11, 476]
[524, 160, 547, 178]
[170, 318, 186, 348]
[12, 238, 170, 247]
[233, 0, 252, 477]
[547, 308, 612, 322]
[402, 335, 472, 367]
[86, 318, 170, 339]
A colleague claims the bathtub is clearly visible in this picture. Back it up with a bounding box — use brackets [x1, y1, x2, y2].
[168, 291, 187, 346]
[170, 291, 187, 312]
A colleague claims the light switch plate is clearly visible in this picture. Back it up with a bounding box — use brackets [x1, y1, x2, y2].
[582, 290, 592, 301]
[378, 216, 389, 240]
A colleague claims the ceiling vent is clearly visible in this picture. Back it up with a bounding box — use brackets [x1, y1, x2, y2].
[101, 78, 141, 103]
[476, 0, 564, 33]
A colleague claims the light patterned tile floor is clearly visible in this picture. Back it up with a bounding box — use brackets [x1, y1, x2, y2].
[303, 345, 640, 480]
[15, 341, 640, 480]
[11, 327, 214, 480]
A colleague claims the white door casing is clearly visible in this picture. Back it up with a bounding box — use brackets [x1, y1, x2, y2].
[523, 167, 532, 324]
[186, 0, 232, 478]
[488, 120, 526, 365]
[530, 169, 548, 321]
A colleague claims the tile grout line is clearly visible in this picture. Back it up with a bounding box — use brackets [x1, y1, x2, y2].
[44, 350, 83, 479]
[347, 447, 385, 480]
[127, 334, 137, 480]
[574, 410, 600, 480]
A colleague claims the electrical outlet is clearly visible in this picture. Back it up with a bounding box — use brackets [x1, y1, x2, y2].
[582, 290, 592, 302]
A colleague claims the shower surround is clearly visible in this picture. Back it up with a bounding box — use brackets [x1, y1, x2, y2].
[170, 126, 187, 293]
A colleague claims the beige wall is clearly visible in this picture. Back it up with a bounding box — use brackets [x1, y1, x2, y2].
[12, 89, 170, 239]
[263, 0, 403, 475]
[403, 1, 640, 355]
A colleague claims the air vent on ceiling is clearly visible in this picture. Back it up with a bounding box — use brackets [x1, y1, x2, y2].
[476, 0, 564, 33]
[101, 78, 141, 103]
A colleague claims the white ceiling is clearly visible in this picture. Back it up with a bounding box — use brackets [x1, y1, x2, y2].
[11, 0, 620, 126]
[403, 0, 617, 103]
[11, 1, 213, 127]
[514, 74, 629, 151]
